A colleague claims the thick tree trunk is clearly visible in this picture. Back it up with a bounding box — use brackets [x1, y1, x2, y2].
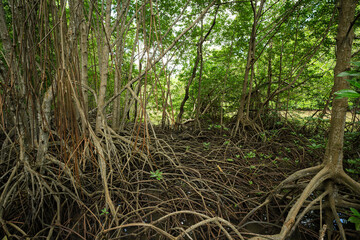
[249, 1, 359, 240]
[323, 2, 356, 237]
[323, 0, 356, 170]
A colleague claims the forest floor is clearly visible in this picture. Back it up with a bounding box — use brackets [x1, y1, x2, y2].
[1, 118, 360, 239]
[105, 119, 359, 239]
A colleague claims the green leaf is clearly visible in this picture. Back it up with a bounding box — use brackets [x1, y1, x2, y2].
[350, 208, 360, 217]
[227, 158, 234, 162]
[348, 79, 360, 89]
[337, 70, 360, 77]
[335, 89, 360, 99]
[350, 61, 360, 67]
[100, 208, 109, 215]
[348, 216, 360, 224]
[356, 223, 360, 231]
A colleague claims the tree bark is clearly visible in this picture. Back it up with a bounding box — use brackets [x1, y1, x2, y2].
[176, 10, 218, 127]
[95, 0, 112, 133]
[112, 0, 131, 130]
[79, 0, 91, 131]
[323, 0, 356, 170]
[234, 0, 265, 134]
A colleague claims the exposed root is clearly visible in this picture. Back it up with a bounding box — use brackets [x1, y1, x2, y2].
[1, 125, 358, 239]
[248, 165, 360, 240]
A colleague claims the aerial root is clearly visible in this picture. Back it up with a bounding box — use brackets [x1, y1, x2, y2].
[247, 164, 360, 240]
[327, 184, 346, 240]
[290, 190, 330, 237]
[241, 165, 323, 228]
[338, 170, 360, 195]
[2, 125, 356, 239]
[101, 210, 244, 240]
[273, 165, 323, 192]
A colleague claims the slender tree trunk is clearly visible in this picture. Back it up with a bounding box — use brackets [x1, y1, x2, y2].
[234, 0, 265, 134]
[266, 41, 272, 112]
[176, 40, 202, 127]
[176, 9, 218, 127]
[195, 18, 204, 129]
[120, 13, 140, 130]
[112, 0, 131, 130]
[79, 0, 91, 131]
[95, 0, 112, 133]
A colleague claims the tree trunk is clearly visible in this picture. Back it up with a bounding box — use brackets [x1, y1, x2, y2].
[95, 0, 112, 133]
[324, 2, 356, 237]
[112, 0, 131, 130]
[323, 0, 356, 170]
[234, 0, 265, 134]
[176, 9, 218, 127]
[79, 0, 91, 131]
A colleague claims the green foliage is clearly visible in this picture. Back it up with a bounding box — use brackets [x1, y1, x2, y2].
[150, 170, 164, 181]
[208, 124, 222, 130]
[345, 158, 360, 175]
[335, 89, 360, 99]
[244, 151, 256, 159]
[335, 62, 360, 99]
[348, 208, 360, 231]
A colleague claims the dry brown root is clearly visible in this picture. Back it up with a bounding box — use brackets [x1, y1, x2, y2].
[100, 210, 245, 240]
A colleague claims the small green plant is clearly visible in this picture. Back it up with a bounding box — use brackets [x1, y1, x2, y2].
[203, 142, 210, 150]
[227, 158, 234, 162]
[208, 124, 222, 130]
[348, 208, 360, 231]
[308, 142, 323, 150]
[224, 140, 230, 145]
[248, 180, 253, 185]
[244, 151, 256, 159]
[264, 153, 272, 159]
[259, 132, 267, 141]
[150, 169, 163, 180]
[185, 146, 190, 151]
[100, 208, 109, 216]
[272, 160, 278, 167]
[250, 165, 256, 170]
